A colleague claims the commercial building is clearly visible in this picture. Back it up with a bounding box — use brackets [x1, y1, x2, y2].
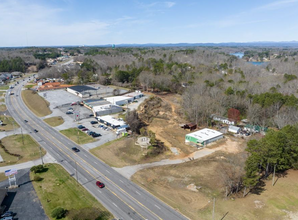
[123, 91, 143, 99]
[105, 96, 133, 106]
[67, 85, 97, 98]
[92, 104, 123, 116]
[96, 115, 126, 129]
[185, 128, 223, 147]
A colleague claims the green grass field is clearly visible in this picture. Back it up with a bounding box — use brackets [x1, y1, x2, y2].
[22, 90, 52, 117]
[0, 115, 19, 131]
[0, 104, 7, 111]
[60, 128, 95, 145]
[0, 134, 46, 166]
[43, 116, 64, 127]
[30, 164, 113, 220]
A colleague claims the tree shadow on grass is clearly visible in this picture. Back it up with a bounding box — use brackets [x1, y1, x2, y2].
[250, 180, 266, 195]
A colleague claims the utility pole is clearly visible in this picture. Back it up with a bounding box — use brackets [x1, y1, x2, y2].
[212, 197, 216, 220]
[39, 146, 44, 165]
[272, 164, 277, 186]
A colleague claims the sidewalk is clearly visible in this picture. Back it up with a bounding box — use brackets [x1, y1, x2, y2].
[0, 153, 57, 173]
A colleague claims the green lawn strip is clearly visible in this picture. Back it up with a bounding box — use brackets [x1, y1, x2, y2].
[24, 84, 35, 89]
[0, 115, 19, 131]
[0, 85, 9, 90]
[30, 164, 113, 220]
[21, 90, 52, 117]
[43, 117, 64, 127]
[0, 134, 46, 167]
[0, 104, 7, 111]
[60, 128, 95, 144]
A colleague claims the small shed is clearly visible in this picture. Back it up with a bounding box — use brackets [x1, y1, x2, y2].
[228, 125, 241, 134]
[181, 123, 197, 131]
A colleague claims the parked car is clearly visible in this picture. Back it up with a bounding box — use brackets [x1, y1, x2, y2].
[90, 121, 98, 124]
[72, 147, 80, 152]
[66, 111, 73, 114]
[98, 124, 103, 128]
[1, 211, 14, 217]
[92, 133, 101, 137]
[33, 129, 38, 133]
[77, 125, 85, 129]
[96, 181, 105, 188]
[87, 131, 95, 136]
[24, 120, 28, 123]
[71, 102, 78, 106]
[82, 128, 88, 131]
[0, 216, 13, 220]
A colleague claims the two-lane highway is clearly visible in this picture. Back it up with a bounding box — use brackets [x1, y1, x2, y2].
[6, 79, 188, 220]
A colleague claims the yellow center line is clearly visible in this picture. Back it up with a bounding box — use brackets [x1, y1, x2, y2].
[10, 93, 164, 220]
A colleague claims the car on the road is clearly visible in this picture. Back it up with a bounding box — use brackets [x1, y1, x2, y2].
[77, 125, 85, 129]
[90, 121, 98, 124]
[33, 129, 38, 133]
[24, 120, 28, 123]
[71, 147, 80, 152]
[1, 211, 14, 217]
[81, 128, 88, 131]
[96, 181, 105, 188]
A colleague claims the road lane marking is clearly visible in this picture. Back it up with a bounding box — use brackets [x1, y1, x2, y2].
[84, 154, 87, 157]
[113, 202, 118, 207]
[94, 161, 98, 165]
[11, 96, 164, 220]
[120, 180, 124, 183]
[136, 191, 141, 195]
[97, 190, 102, 194]
[155, 205, 161, 210]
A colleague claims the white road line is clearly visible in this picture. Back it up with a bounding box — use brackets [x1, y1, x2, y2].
[94, 161, 98, 164]
[120, 180, 124, 183]
[84, 154, 87, 157]
[97, 190, 102, 194]
[113, 203, 118, 207]
[106, 170, 110, 174]
[136, 191, 141, 195]
[155, 204, 161, 210]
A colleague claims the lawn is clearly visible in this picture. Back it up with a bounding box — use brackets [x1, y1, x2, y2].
[44, 116, 64, 127]
[90, 137, 170, 168]
[132, 151, 298, 220]
[24, 84, 35, 89]
[0, 134, 46, 166]
[22, 90, 52, 117]
[60, 128, 95, 145]
[0, 115, 19, 131]
[0, 173, 7, 182]
[30, 164, 113, 220]
[0, 85, 9, 90]
[0, 104, 7, 111]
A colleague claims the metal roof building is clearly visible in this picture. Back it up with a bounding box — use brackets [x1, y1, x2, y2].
[67, 85, 97, 98]
[185, 128, 223, 147]
[96, 115, 126, 128]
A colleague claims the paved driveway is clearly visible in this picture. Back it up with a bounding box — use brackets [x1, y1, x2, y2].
[0, 169, 48, 220]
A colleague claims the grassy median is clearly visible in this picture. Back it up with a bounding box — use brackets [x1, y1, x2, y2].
[44, 116, 64, 127]
[0, 115, 19, 131]
[60, 128, 95, 145]
[30, 164, 113, 220]
[22, 90, 52, 117]
[0, 134, 46, 166]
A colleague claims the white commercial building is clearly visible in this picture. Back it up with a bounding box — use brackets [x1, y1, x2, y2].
[105, 96, 133, 106]
[124, 91, 143, 99]
[92, 104, 123, 116]
[96, 115, 126, 128]
[185, 128, 224, 147]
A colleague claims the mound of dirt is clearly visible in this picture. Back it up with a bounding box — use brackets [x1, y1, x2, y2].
[138, 96, 171, 123]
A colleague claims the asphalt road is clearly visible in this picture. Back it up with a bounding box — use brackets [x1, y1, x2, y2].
[5, 80, 188, 220]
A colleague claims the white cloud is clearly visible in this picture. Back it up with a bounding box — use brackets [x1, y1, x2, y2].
[165, 2, 176, 8]
[0, 0, 109, 46]
[255, 0, 298, 11]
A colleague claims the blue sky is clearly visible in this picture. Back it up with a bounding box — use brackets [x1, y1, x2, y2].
[1, 0, 298, 46]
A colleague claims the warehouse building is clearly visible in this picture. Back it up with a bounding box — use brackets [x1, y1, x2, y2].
[92, 104, 123, 116]
[105, 96, 134, 106]
[67, 85, 97, 98]
[228, 125, 241, 134]
[185, 128, 223, 147]
[124, 90, 144, 99]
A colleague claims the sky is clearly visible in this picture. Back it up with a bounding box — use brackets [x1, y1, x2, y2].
[1, 0, 298, 47]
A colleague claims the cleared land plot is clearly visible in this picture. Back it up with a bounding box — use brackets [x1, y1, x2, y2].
[31, 164, 113, 220]
[44, 116, 64, 127]
[22, 90, 52, 117]
[60, 128, 95, 145]
[0, 104, 7, 111]
[0, 115, 19, 131]
[90, 137, 170, 167]
[132, 151, 298, 220]
[0, 134, 46, 166]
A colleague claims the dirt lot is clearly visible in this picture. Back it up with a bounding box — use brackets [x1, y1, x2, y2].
[90, 137, 171, 167]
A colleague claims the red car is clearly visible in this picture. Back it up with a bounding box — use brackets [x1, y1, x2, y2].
[96, 181, 105, 188]
[82, 128, 89, 131]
